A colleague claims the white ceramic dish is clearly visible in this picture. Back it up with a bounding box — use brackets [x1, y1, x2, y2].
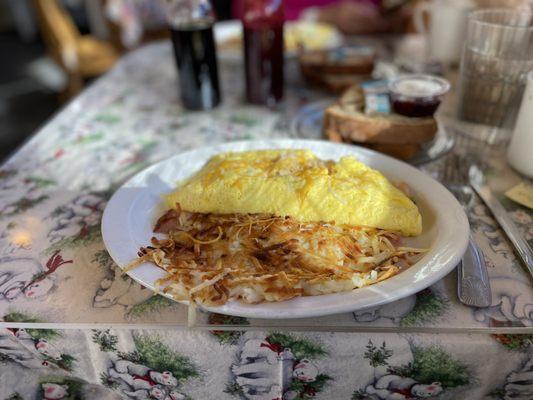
[290, 100, 456, 165]
[214, 20, 343, 62]
[101, 139, 469, 319]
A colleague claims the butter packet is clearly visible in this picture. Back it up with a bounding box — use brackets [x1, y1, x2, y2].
[365, 93, 391, 114]
[505, 181, 533, 210]
[361, 80, 391, 114]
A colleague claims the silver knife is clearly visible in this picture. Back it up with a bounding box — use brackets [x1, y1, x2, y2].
[469, 165, 533, 277]
[458, 238, 492, 307]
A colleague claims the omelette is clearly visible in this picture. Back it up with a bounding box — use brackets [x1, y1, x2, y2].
[165, 149, 422, 236]
[126, 149, 425, 307]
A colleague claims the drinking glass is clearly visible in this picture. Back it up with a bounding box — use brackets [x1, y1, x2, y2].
[457, 9, 533, 144]
[168, 0, 221, 110]
[242, 0, 284, 106]
[507, 70, 533, 178]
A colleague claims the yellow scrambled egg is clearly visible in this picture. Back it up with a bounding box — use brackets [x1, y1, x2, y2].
[165, 150, 422, 236]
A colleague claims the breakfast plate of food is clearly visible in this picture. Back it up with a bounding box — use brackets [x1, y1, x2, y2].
[215, 20, 343, 61]
[101, 140, 469, 319]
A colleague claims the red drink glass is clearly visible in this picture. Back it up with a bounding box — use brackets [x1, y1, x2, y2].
[242, 0, 284, 106]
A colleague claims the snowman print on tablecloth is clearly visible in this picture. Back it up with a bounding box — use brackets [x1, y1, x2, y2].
[473, 276, 533, 329]
[490, 355, 533, 400]
[353, 288, 450, 328]
[1, 323, 75, 371]
[106, 359, 186, 400]
[13, 329, 61, 363]
[46, 191, 107, 246]
[230, 334, 331, 400]
[364, 375, 443, 400]
[352, 340, 470, 400]
[0, 167, 53, 221]
[100, 333, 195, 400]
[39, 378, 88, 400]
[353, 295, 416, 325]
[0, 329, 49, 369]
[91, 249, 152, 311]
[0, 251, 73, 302]
[41, 383, 69, 399]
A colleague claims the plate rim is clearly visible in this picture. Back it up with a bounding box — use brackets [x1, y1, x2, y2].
[101, 139, 469, 319]
[290, 99, 456, 166]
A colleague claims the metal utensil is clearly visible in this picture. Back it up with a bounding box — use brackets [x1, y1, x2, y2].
[457, 239, 492, 307]
[469, 165, 533, 277]
[441, 154, 492, 307]
[447, 185, 492, 308]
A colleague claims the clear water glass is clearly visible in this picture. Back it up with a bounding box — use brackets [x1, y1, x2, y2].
[457, 9, 533, 144]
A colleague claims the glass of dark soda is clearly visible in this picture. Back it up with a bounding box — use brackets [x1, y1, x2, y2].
[168, 0, 221, 110]
[242, 0, 284, 106]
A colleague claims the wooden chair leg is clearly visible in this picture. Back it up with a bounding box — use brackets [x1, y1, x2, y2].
[60, 72, 83, 102]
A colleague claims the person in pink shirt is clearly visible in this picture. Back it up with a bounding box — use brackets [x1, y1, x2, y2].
[232, 0, 410, 34]
[283, 0, 380, 20]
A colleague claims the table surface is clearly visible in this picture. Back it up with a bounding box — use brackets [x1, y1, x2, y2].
[0, 40, 531, 333]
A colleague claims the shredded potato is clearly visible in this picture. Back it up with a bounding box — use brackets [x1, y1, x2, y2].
[125, 205, 426, 306]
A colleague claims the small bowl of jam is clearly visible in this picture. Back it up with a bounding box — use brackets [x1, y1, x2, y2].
[388, 75, 450, 118]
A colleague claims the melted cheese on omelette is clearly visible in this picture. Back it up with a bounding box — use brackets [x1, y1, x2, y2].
[166, 149, 422, 236]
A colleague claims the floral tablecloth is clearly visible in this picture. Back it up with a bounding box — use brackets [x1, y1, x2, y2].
[0, 42, 531, 400]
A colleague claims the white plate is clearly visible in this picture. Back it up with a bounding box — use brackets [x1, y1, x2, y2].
[214, 20, 343, 62]
[290, 100, 456, 165]
[101, 139, 469, 319]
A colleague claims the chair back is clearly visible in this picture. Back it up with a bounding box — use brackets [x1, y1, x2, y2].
[32, 0, 80, 68]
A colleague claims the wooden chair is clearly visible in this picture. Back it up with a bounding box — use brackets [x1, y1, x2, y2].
[32, 0, 119, 99]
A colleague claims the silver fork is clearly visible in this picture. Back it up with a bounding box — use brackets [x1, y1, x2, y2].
[441, 154, 492, 308]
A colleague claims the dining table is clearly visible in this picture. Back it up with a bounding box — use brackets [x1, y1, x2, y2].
[0, 38, 531, 400]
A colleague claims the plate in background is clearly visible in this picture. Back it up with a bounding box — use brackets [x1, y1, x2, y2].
[291, 100, 455, 165]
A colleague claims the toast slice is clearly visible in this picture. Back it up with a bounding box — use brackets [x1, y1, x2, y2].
[324, 86, 437, 145]
[325, 129, 422, 161]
